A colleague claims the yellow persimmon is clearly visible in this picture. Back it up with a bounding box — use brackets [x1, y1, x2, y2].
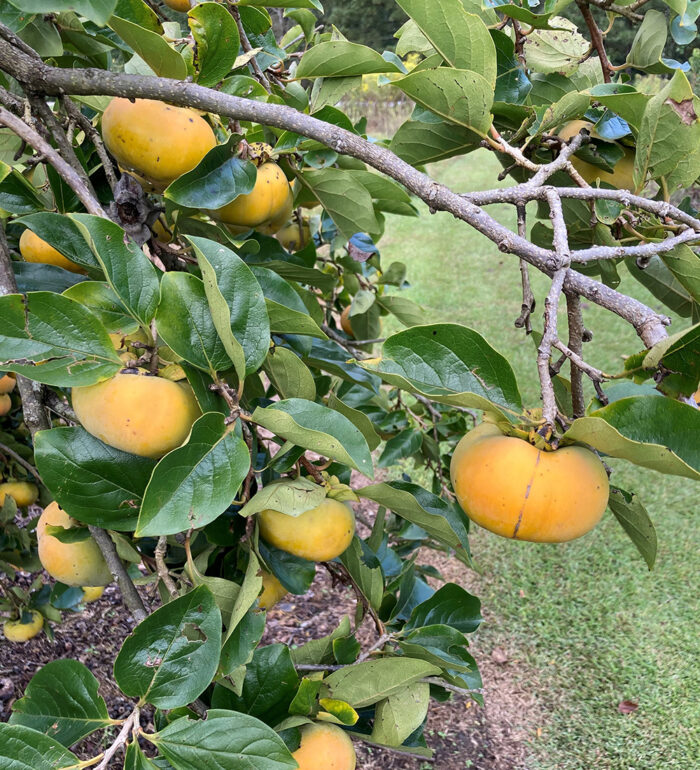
[258, 571, 288, 610]
[81, 585, 105, 603]
[292, 723, 356, 770]
[259, 498, 355, 562]
[101, 98, 216, 190]
[558, 120, 635, 190]
[37, 502, 112, 587]
[0, 482, 39, 508]
[3, 611, 43, 642]
[72, 372, 201, 458]
[213, 162, 290, 228]
[19, 229, 86, 274]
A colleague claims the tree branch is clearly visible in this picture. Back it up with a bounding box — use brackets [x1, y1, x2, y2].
[0, 105, 103, 216]
[155, 536, 179, 600]
[0, 35, 670, 347]
[577, 0, 614, 82]
[566, 294, 586, 418]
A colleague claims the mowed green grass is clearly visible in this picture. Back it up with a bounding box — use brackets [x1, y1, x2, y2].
[379, 150, 700, 770]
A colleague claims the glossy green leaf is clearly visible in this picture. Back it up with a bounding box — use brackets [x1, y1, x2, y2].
[239, 477, 326, 518]
[323, 659, 440, 708]
[626, 256, 695, 318]
[109, 14, 187, 79]
[0, 292, 121, 386]
[392, 68, 493, 135]
[71, 214, 161, 326]
[188, 2, 239, 87]
[136, 413, 250, 537]
[643, 323, 700, 397]
[340, 537, 383, 611]
[185, 547, 241, 619]
[63, 281, 138, 334]
[492, 29, 531, 105]
[219, 609, 266, 676]
[252, 398, 373, 476]
[564, 396, 700, 480]
[212, 644, 299, 723]
[8, 0, 116, 24]
[155, 272, 233, 374]
[190, 236, 270, 378]
[124, 741, 160, 770]
[327, 392, 381, 451]
[16, 213, 100, 273]
[266, 300, 327, 339]
[9, 660, 110, 746]
[377, 428, 423, 468]
[361, 323, 521, 415]
[358, 480, 471, 563]
[396, 0, 496, 85]
[258, 540, 316, 595]
[0, 723, 78, 770]
[13, 262, 86, 293]
[165, 137, 256, 210]
[0, 166, 45, 214]
[608, 487, 657, 569]
[291, 616, 352, 666]
[405, 583, 482, 634]
[149, 712, 297, 770]
[115, 585, 222, 709]
[371, 682, 430, 746]
[297, 41, 401, 78]
[662, 245, 700, 304]
[34, 427, 155, 531]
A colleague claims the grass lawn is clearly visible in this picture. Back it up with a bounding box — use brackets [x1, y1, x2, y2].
[379, 150, 700, 770]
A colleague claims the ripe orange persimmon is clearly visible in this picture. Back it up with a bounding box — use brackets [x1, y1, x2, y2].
[258, 571, 287, 610]
[450, 424, 609, 542]
[340, 307, 354, 337]
[101, 98, 216, 190]
[213, 162, 290, 228]
[72, 372, 201, 458]
[0, 373, 15, 394]
[0, 394, 11, 416]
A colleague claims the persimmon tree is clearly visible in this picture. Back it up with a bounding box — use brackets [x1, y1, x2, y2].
[0, 0, 698, 766]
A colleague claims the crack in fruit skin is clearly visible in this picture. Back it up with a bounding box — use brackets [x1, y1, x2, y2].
[259, 498, 355, 562]
[72, 373, 202, 459]
[451, 424, 609, 543]
[37, 502, 112, 587]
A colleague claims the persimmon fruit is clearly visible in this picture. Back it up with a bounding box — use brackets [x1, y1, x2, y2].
[0, 482, 39, 508]
[72, 372, 201, 458]
[0, 373, 15, 394]
[101, 98, 216, 190]
[558, 120, 635, 190]
[3, 611, 43, 642]
[259, 498, 355, 562]
[258, 571, 287, 610]
[19, 229, 86, 274]
[213, 162, 290, 228]
[292, 722, 356, 770]
[450, 424, 609, 542]
[37, 502, 112, 587]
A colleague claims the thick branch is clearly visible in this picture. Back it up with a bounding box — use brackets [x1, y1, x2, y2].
[0, 38, 669, 346]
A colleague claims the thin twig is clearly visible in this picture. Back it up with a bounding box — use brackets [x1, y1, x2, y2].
[566, 294, 586, 418]
[93, 707, 140, 770]
[88, 526, 148, 622]
[0, 441, 43, 485]
[576, 0, 614, 82]
[155, 536, 179, 600]
[514, 203, 534, 333]
[228, 4, 271, 90]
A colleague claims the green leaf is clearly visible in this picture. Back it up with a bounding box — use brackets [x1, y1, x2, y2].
[524, 17, 588, 76]
[626, 10, 668, 72]
[149, 712, 297, 770]
[0, 292, 121, 387]
[16, 213, 100, 274]
[109, 14, 187, 79]
[9, 660, 110, 746]
[300, 168, 379, 240]
[239, 477, 326, 518]
[591, 84, 650, 133]
[327, 392, 381, 451]
[661, 245, 700, 304]
[34, 427, 154, 531]
[258, 540, 316, 595]
[323, 659, 441, 708]
[377, 428, 423, 468]
[71, 214, 161, 326]
[492, 28, 531, 105]
[0, 723, 78, 770]
[165, 136, 256, 210]
[358, 480, 471, 563]
[114, 0, 161, 32]
[266, 301, 327, 339]
[136, 413, 250, 537]
[361, 323, 521, 415]
[8, 0, 117, 25]
[392, 68, 493, 136]
[370, 682, 430, 746]
[608, 487, 657, 569]
[252, 398, 373, 476]
[13, 263, 86, 294]
[212, 645, 299, 723]
[264, 346, 316, 400]
[289, 678, 322, 716]
[219, 609, 266, 676]
[124, 741, 160, 770]
[626, 256, 695, 318]
[156, 272, 233, 374]
[339, 537, 383, 611]
[63, 281, 138, 334]
[564, 396, 700, 479]
[185, 548, 241, 620]
[405, 583, 482, 634]
[115, 585, 222, 709]
[0, 166, 44, 215]
[642, 323, 700, 398]
[190, 236, 270, 378]
[224, 551, 262, 633]
[396, 0, 497, 85]
[240, 0, 321, 8]
[188, 2, 239, 87]
[376, 295, 427, 327]
[296, 41, 402, 78]
[291, 616, 352, 666]
[389, 118, 480, 166]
